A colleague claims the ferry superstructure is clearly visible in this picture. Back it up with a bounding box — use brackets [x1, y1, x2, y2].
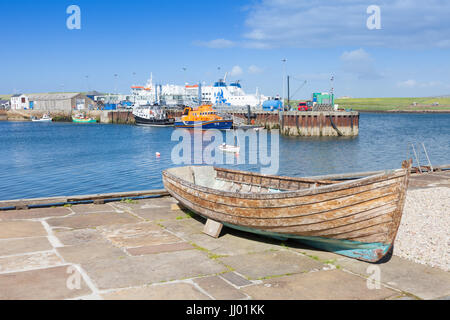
[130, 74, 268, 108]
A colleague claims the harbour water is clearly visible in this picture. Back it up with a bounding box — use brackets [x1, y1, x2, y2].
[0, 113, 449, 201]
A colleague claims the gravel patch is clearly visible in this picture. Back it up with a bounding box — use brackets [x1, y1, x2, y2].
[394, 187, 450, 271]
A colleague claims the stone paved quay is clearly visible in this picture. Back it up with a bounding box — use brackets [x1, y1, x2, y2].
[0, 172, 449, 300]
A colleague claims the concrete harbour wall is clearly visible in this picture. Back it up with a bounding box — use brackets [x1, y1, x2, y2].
[1, 109, 359, 137]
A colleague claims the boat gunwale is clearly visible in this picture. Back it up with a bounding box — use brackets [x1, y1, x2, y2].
[162, 166, 407, 200]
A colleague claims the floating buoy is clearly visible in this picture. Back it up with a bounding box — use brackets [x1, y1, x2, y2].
[156, 152, 161, 157]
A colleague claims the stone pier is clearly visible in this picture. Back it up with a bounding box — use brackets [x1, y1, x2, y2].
[230, 110, 359, 137]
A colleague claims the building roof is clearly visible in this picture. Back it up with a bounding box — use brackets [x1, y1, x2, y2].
[11, 94, 22, 97]
[85, 90, 104, 96]
[26, 93, 82, 101]
[0, 100, 9, 104]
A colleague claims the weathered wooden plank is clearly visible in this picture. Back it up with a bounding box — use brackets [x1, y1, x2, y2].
[215, 167, 338, 186]
[261, 203, 397, 235]
[166, 180, 400, 228]
[166, 174, 403, 209]
[0, 197, 68, 208]
[167, 178, 400, 220]
[0, 189, 169, 209]
[203, 219, 224, 238]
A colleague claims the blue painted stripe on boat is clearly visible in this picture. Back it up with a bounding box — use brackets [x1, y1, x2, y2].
[221, 222, 391, 262]
[174, 120, 233, 129]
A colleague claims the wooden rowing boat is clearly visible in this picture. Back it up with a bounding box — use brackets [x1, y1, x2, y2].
[162, 161, 412, 262]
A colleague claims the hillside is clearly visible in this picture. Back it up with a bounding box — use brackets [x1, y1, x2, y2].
[334, 97, 450, 111]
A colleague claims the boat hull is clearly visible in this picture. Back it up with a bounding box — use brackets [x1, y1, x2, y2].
[174, 120, 233, 130]
[162, 164, 411, 262]
[134, 115, 175, 126]
[32, 119, 52, 122]
[72, 117, 97, 123]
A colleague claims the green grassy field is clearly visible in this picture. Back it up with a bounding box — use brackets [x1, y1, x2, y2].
[334, 97, 450, 111]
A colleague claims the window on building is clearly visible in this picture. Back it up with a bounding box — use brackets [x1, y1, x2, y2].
[21, 98, 26, 103]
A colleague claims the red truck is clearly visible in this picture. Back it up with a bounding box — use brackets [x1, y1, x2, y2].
[298, 101, 312, 111]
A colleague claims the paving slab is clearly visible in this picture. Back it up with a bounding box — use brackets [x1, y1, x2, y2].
[46, 212, 139, 229]
[54, 229, 104, 246]
[194, 276, 247, 300]
[110, 198, 183, 221]
[242, 270, 398, 300]
[0, 266, 91, 300]
[409, 172, 450, 189]
[286, 243, 344, 264]
[102, 282, 210, 300]
[159, 219, 205, 239]
[0, 221, 47, 239]
[99, 221, 172, 237]
[132, 207, 184, 221]
[336, 255, 450, 300]
[127, 242, 194, 256]
[81, 250, 227, 290]
[70, 203, 118, 214]
[219, 250, 325, 280]
[220, 272, 253, 287]
[99, 222, 183, 248]
[187, 231, 283, 256]
[0, 237, 53, 257]
[0, 252, 63, 273]
[57, 242, 127, 264]
[0, 207, 72, 220]
[110, 197, 175, 212]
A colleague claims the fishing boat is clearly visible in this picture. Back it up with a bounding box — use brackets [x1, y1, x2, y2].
[72, 114, 97, 123]
[174, 105, 233, 130]
[133, 105, 175, 126]
[31, 113, 52, 122]
[162, 161, 412, 262]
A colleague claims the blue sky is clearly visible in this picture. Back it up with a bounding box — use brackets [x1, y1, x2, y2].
[1, 0, 449, 98]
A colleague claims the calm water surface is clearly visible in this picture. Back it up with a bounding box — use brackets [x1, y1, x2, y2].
[0, 113, 449, 200]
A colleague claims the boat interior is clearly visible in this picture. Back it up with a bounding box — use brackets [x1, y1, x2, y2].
[166, 166, 345, 194]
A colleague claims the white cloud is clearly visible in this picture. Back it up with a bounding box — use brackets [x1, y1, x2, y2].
[248, 65, 264, 74]
[397, 80, 445, 88]
[397, 80, 418, 88]
[229, 65, 243, 77]
[437, 39, 450, 48]
[341, 48, 373, 63]
[340, 49, 383, 80]
[194, 38, 235, 48]
[240, 0, 450, 49]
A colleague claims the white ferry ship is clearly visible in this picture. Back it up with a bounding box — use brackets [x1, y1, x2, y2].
[130, 74, 268, 108]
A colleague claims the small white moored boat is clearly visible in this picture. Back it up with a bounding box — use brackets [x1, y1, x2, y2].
[31, 114, 52, 122]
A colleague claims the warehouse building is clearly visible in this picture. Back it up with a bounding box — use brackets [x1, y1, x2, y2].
[25, 93, 96, 112]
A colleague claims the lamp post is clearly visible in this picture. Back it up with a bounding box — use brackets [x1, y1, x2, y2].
[182, 68, 187, 103]
[114, 74, 118, 96]
[330, 75, 334, 106]
[281, 59, 287, 110]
